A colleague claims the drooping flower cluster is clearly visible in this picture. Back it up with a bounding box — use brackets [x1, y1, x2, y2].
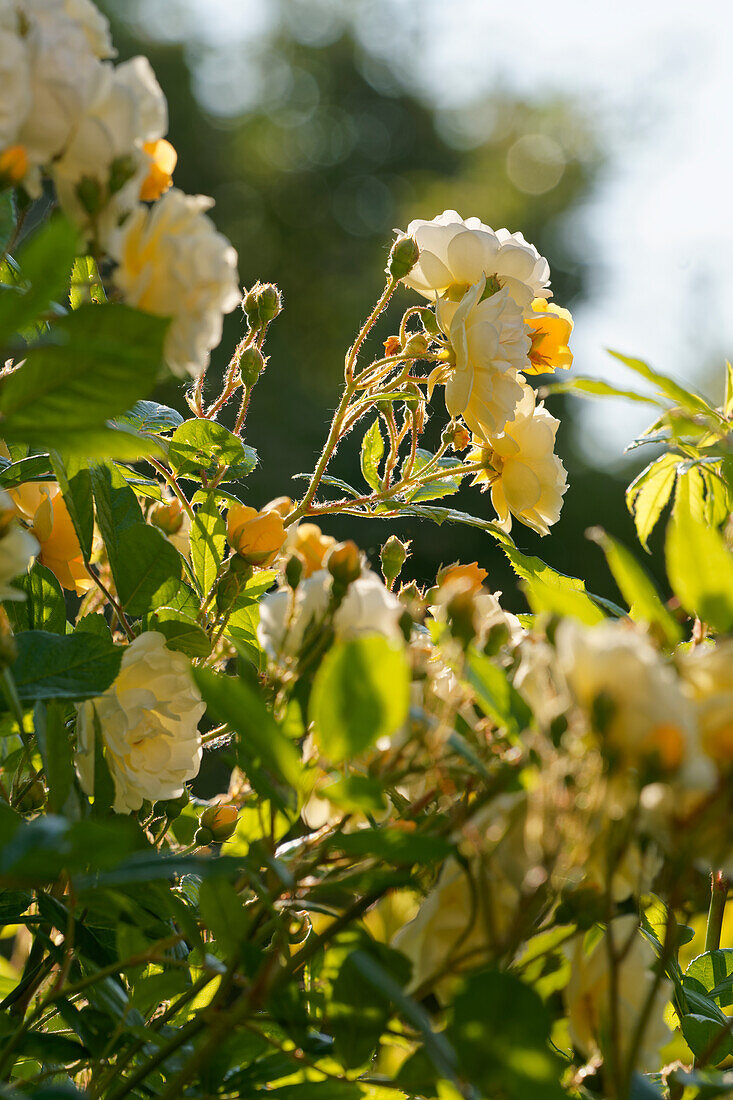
[0, 0, 240, 376]
[396, 210, 573, 534]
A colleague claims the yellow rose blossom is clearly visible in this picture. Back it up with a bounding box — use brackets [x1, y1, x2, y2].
[140, 137, 177, 201]
[227, 504, 285, 567]
[10, 482, 92, 595]
[469, 382, 568, 536]
[436, 561, 488, 592]
[525, 298, 573, 374]
[0, 145, 28, 186]
[286, 522, 336, 577]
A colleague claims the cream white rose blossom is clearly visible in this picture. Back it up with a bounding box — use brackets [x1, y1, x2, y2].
[75, 631, 205, 814]
[557, 619, 714, 790]
[564, 915, 673, 1072]
[109, 190, 241, 377]
[15, 7, 101, 178]
[258, 569, 404, 662]
[0, 22, 32, 151]
[53, 54, 167, 229]
[332, 570, 404, 644]
[400, 209, 551, 314]
[433, 277, 528, 438]
[0, 490, 38, 599]
[20, 0, 114, 58]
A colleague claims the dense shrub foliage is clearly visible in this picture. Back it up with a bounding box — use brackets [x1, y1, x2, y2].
[0, 4, 733, 1099]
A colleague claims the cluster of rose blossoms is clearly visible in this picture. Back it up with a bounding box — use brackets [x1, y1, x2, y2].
[396, 210, 573, 535]
[0, 0, 240, 376]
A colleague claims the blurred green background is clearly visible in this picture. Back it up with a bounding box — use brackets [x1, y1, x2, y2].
[99, 0, 659, 609]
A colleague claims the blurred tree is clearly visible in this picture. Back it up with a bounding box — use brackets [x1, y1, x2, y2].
[100, 0, 648, 607]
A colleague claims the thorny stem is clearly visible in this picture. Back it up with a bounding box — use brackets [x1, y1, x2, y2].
[147, 458, 195, 522]
[345, 275, 398, 382]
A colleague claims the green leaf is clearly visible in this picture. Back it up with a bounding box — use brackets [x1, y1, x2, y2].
[0, 452, 52, 488]
[310, 636, 410, 763]
[680, 1012, 733, 1067]
[668, 1066, 733, 1098]
[5, 563, 66, 634]
[626, 453, 679, 551]
[50, 452, 94, 562]
[609, 350, 723, 421]
[198, 878, 248, 957]
[330, 942, 412, 1068]
[589, 528, 682, 645]
[168, 419, 253, 480]
[318, 774, 386, 814]
[685, 951, 733, 1011]
[291, 472, 363, 499]
[360, 418, 384, 491]
[113, 523, 182, 617]
[447, 969, 566, 1099]
[465, 650, 532, 737]
[90, 460, 143, 560]
[0, 216, 78, 348]
[408, 448, 464, 502]
[10, 632, 121, 702]
[69, 255, 105, 309]
[0, 304, 168, 451]
[113, 399, 184, 435]
[193, 668, 302, 791]
[666, 477, 733, 631]
[191, 495, 226, 595]
[34, 701, 73, 814]
[147, 608, 211, 657]
[543, 374, 659, 404]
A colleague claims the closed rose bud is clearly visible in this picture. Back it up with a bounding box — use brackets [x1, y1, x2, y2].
[258, 283, 282, 323]
[238, 346, 265, 388]
[200, 803, 238, 842]
[15, 778, 46, 814]
[227, 504, 285, 567]
[194, 826, 214, 846]
[403, 333, 428, 358]
[446, 587, 477, 648]
[75, 175, 104, 215]
[285, 554, 303, 590]
[243, 284, 262, 327]
[326, 540, 362, 586]
[150, 499, 185, 536]
[388, 235, 419, 279]
[160, 789, 190, 820]
[380, 535, 410, 590]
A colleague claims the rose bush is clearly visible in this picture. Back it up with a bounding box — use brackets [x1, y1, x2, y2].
[0, 6, 732, 1100]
